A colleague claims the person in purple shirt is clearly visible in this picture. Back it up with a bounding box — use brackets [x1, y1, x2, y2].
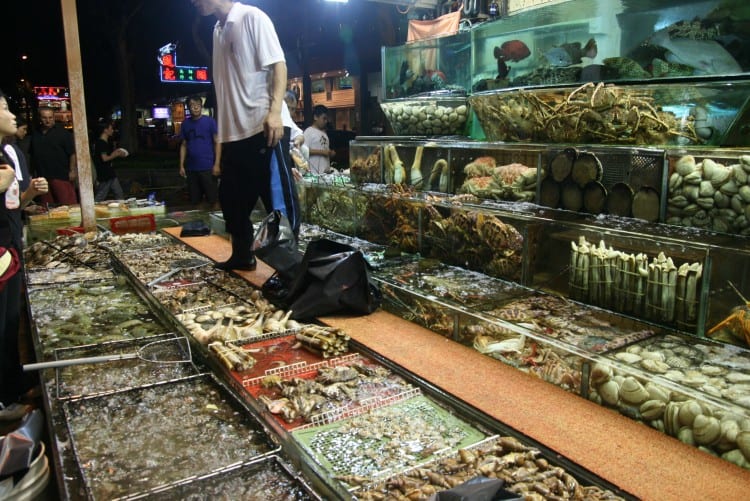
[178, 95, 221, 209]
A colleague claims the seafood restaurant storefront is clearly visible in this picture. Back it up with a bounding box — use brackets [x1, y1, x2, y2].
[13, 0, 750, 499]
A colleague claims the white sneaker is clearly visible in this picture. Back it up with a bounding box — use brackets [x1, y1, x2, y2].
[0, 403, 31, 421]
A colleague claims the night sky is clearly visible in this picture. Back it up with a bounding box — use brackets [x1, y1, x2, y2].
[1, 0, 410, 119]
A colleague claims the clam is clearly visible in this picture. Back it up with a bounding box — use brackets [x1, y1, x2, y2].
[722, 449, 750, 468]
[678, 399, 703, 427]
[640, 399, 666, 420]
[682, 370, 708, 388]
[619, 376, 649, 405]
[675, 155, 697, 176]
[664, 401, 681, 435]
[645, 382, 670, 403]
[698, 180, 715, 197]
[693, 415, 721, 446]
[717, 418, 740, 451]
[739, 185, 750, 203]
[719, 178, 738, 195]
[599, 380, 620, 406]
[701, 158, 718, 178]
[710, 163, 731, 187]
[677, 426, 695, 446]
[738, 431, 750, 460]
[731, 164, 748, 184]
[590, 362, 613, 385]
[683, 171, 703, 184]
[682, 185, 699, 201]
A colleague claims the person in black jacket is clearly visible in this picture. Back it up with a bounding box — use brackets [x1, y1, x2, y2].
[93, 120, 127, 202]
[0, 89, 48, 420]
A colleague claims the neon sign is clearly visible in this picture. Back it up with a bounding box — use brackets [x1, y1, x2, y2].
[158, 43, 210, 84]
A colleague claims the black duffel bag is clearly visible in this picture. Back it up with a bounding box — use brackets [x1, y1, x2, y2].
[252, 210, 301, 280]
[277, 238, 382, 320]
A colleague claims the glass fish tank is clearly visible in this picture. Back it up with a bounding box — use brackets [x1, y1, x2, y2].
[470, 79, 750, 146]
[381, 31, 471, 100]
[470, 0, 750, 92]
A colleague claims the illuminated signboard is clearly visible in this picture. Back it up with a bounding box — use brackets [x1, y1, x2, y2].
[34, 86, 70, 100]
[158, 43, 210, 84]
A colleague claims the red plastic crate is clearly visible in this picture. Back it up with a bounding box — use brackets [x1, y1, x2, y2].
[56, 226, 85, 236]
[109, 214, 156, 234]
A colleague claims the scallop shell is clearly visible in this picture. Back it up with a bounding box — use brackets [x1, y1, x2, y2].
[619, 376, 649, 405]
[726, 371, 750, 384]
[665, 356, 690, 368]
[639, 350, 665, 362]
[700, 364, 726, 376]
[614, 352, 642, 364]
[675, 155, 697, 176]
[678, 400, 703, 427]
[640, 359, 670, 374]
[693, 415, 721, 446]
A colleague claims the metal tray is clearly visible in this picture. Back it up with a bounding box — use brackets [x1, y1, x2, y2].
[62, 373, 281, 500]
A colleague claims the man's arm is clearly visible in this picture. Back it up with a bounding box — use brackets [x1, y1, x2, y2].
[212, 134, 222, 176]
[179, 140, 187, 178]
[264, 60, 287, 147]
[68, 153, 77, 182]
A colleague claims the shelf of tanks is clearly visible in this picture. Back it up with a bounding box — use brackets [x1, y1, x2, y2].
[298, 138, 750, 470]
[380, 0, 750, 147]
[20, 231, 632, 500]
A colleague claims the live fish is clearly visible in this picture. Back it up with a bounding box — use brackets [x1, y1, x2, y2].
[544, 38, 597, 67]
[650, 28, 742, 74]
[494, 40, 531, 62]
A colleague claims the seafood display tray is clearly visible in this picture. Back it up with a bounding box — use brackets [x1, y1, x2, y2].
[25, 267, 116, 287]
[374, 256, 525, 309]
[134, 455, 321, 501]
[352, 434, 625, 500]
[62, 373, 281, 501]
[53, 333, 199, 400]
[242, 353, 416, 431]
[228, 334, 328, 382]
[27, 276, 173, 357]
[292, 394, 488, 489]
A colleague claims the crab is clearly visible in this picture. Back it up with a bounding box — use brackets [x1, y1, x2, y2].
[708, 282, 750, 346]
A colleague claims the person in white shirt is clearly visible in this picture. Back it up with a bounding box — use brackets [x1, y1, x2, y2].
[189, 0, 300, 271]
[303, 105, 335, 175]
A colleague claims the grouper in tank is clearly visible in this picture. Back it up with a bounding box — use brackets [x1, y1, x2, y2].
[650, 28, 742, 75]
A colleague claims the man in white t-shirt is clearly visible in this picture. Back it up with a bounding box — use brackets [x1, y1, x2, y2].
[303, 105, 335, 175]
[190, 0, 300, 271]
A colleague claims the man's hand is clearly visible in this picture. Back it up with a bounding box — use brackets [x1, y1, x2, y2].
[179, 166, 186, 178]
[212, 164, 221, 176]
[68, 169, 77, 182]
[29, 177, 49, 196]
[263, 112, 283, 148]
[0, 164, 14, 192]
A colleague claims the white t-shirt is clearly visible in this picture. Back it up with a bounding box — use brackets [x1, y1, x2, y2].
[303, 127, 330, 174]
[212, 3, 285, 143]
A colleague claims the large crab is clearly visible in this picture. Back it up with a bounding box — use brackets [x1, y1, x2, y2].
[708, 282, 750, 346]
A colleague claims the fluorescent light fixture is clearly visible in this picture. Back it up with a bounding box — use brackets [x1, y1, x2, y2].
[325, 0, 348, 3]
